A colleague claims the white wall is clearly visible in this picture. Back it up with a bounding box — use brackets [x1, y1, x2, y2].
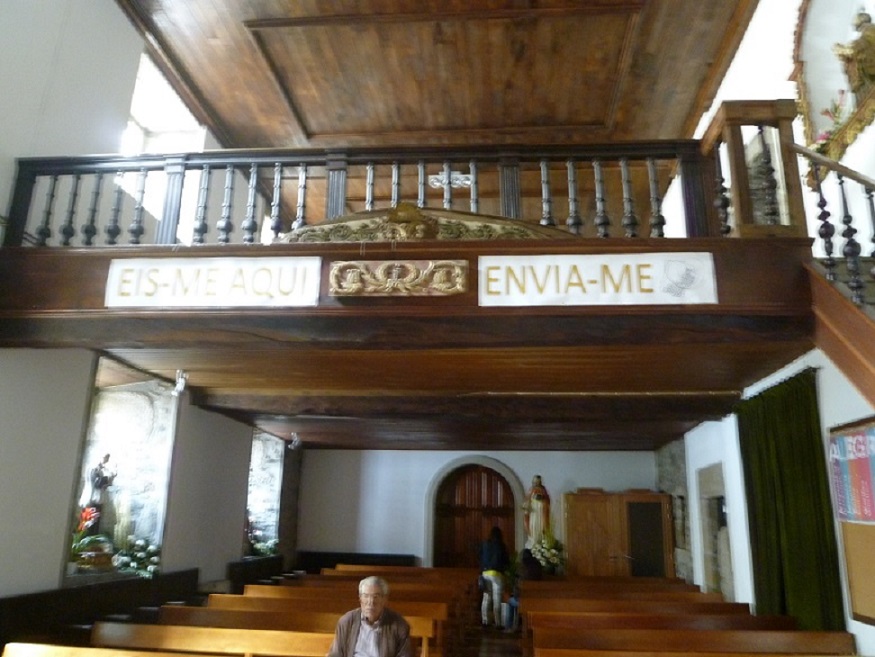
[298, 449, 656, 563]
[0, 0, 143, 217]
[688, 349, 875, 653]
[0, 349, 96, 595]
[162, 396, 253, 582]
[685, 417, 754, 605]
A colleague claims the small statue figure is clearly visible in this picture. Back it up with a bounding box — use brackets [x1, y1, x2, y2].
[523, 474, 551, 548]
[834, 10, 875, 104]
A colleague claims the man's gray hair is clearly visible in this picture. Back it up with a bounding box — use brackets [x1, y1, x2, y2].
[359, 575, 389, 596]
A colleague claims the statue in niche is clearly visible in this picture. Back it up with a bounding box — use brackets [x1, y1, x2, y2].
[88, 453, 118, 538]
[834, 10, 875, 104]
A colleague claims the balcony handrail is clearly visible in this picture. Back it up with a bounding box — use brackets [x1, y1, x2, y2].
[4, 139, 712, 248]
[789, 142, 875, 190]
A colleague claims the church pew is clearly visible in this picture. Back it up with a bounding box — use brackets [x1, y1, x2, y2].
[521, 611, 798, 657]
[530, 627, 856, 654]
[207, 594, 451, 655]
[518, 578, 701, 593]
[534, 651, 854, 657]
[2, 644, 225, 657]
[527, 610, 797, 630]
[519, 597, 754, 651]
[91, 622, 334, 657]
[242, 582, 465, 647]
[157, 605, 436, 657]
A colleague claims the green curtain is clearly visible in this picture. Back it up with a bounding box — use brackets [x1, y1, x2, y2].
[736, 368, 845, 630]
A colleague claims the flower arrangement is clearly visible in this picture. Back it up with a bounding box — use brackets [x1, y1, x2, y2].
[530, 529, 564, 572]
[813, 90, 848, 154]
[71, 506, 102, 557]
[112, 536, 161, 578]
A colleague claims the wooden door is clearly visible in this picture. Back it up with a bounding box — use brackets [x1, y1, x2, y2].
[564, 490, 624, 576]
[564, 490, 675, 577]
[433, 465, 515, 567]
[623, 492, 675, 577]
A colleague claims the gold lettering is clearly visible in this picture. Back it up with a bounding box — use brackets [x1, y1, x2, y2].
[229, 269, 247, 295]
[602, 264, 631, 293]
[565, 265, 587, 293]
[529, 265, 550, 294]
[251, 267, 274, 298]
[204, 268, 220, 296]
[637, 263, 653, 293]
[506, 266, 526, 295]
[143, 268, 161, 296]
[117, 268, 136, 296]
[173, 268, 200, 296]
[276, 267, 300, 296]
[485, 266, 501, 295]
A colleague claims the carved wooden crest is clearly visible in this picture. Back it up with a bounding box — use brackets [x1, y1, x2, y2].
[279, 203, 572, 243]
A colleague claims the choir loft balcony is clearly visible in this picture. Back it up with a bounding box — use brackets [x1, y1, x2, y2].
[1, 101, 873, 452]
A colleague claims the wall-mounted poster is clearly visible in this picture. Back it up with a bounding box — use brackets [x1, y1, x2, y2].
[828, 415, 875, 522]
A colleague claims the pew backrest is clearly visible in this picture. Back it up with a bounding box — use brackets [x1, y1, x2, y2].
[208, 594, 449, 621]
[91, 622, 334, 657]
[2, 643, 224, 657]
[157, 605, 436, 657]
[526, 611, 797, 631]
[531, 627, 856, 654]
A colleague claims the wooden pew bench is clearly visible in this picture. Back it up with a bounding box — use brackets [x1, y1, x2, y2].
[157, 605, 437, 657]
[522, 611, 798, 657]
[534, 651, 856, 657]
[519, 578, 701, 594]
[531, 627, 857, 654]
[2, 643, 224, 657]
[91, 622, 334, 657]
[207, 595, 449, 657]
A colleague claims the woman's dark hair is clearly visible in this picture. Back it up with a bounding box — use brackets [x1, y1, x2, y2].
[489, 526, 503, 541]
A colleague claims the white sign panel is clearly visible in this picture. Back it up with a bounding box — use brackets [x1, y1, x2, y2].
[478, 253, 718, 306]
[105, 257, 322, 308]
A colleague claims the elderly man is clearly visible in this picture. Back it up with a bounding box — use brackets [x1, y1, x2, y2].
[327, 576, 411, 657]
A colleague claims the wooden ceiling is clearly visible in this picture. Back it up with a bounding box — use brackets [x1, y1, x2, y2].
[117, 0, 759, 149]
[74, 0, 773, 451]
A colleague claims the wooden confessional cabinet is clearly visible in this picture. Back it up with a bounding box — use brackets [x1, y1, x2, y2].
[563, 489, 675, 577]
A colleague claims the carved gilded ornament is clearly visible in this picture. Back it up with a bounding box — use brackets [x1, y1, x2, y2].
[329, 260, 468, 297]
[280, 203, 569, 243]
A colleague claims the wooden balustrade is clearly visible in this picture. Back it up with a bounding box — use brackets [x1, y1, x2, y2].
[3, 142, 713, 248]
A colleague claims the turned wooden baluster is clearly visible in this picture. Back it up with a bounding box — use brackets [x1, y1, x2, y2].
[812, 164, 837, 281]
[593, 159, 610, 238]
[756, 127, 780, 225]
[566, 159, 582, 235]
[60, 173, 81, 246]
[365, 163, 375, 211]
[217, 165, 235, 244]
[838, 174, 864, 304]
[129, 168, 147, 245]
[391, 162, 400, 208]
[193, 165, 211, 244]
[442, 161, 452, 210]
[105, 172, 124, 245]
[35, 175, 58, 246]
[470, 159, 479, 214]
[540, 159, 554, 227]
[417, 161, 426, 208]
[647, 158, 665, 238]
[713, 147, 732, 236]
[270, 163, 282, 238]
[620, 158, 638, 237]
[242, 163, 259, 244]
[293, 163, 307, 230]
[82, 173, 103, 246]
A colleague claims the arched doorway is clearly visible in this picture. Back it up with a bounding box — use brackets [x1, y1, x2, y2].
[433, 464, 516, 567]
